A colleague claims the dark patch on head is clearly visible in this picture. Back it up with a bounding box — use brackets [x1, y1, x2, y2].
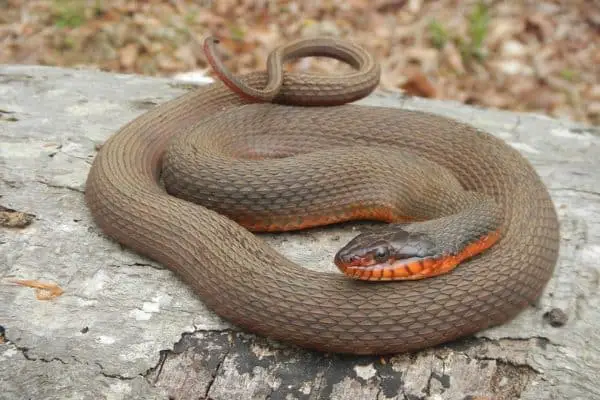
[334, 224, 437, 267]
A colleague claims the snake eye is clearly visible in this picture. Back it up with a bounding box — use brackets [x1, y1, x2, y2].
[373, 247, 389, 262]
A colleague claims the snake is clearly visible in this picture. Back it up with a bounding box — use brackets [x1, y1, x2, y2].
[85, 36, 560, 355]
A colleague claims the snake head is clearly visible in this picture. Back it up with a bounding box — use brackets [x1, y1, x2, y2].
[333, 225, 439, 281]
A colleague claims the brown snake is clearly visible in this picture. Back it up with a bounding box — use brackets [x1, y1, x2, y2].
[85, 36, 560, 355]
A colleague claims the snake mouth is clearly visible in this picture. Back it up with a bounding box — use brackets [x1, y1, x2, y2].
[340, 256, 449, 281]
[334, 248, 438, 280]
[335, 230, 502, 281]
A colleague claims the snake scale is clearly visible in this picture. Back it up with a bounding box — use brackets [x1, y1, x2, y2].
[85, 37, 560, 355]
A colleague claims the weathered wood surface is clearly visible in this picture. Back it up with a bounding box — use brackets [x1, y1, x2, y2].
[1, 65, 599, 400]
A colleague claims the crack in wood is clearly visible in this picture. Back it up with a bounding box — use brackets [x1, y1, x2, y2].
[203, 347, 229, 399]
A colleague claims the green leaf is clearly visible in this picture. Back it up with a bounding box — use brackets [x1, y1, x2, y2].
[428, 19, 449, 50]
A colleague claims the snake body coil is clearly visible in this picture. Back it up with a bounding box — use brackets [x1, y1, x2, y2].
[85, 37, 559, 355]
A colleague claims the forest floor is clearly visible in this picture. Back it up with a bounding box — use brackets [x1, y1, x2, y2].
[1, 0, 599, 125]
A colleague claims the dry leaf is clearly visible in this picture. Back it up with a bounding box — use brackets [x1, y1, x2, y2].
[525, 14, 554, 43]
[119, 43, 138, 68]
[401, 68, 437, 98]
[8, 279, 64, 300]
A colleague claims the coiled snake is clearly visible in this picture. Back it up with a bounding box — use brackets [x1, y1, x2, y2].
[85, 36, 559, 354]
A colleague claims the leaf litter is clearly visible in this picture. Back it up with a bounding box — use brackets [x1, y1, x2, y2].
[1, 0, 599, 125]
